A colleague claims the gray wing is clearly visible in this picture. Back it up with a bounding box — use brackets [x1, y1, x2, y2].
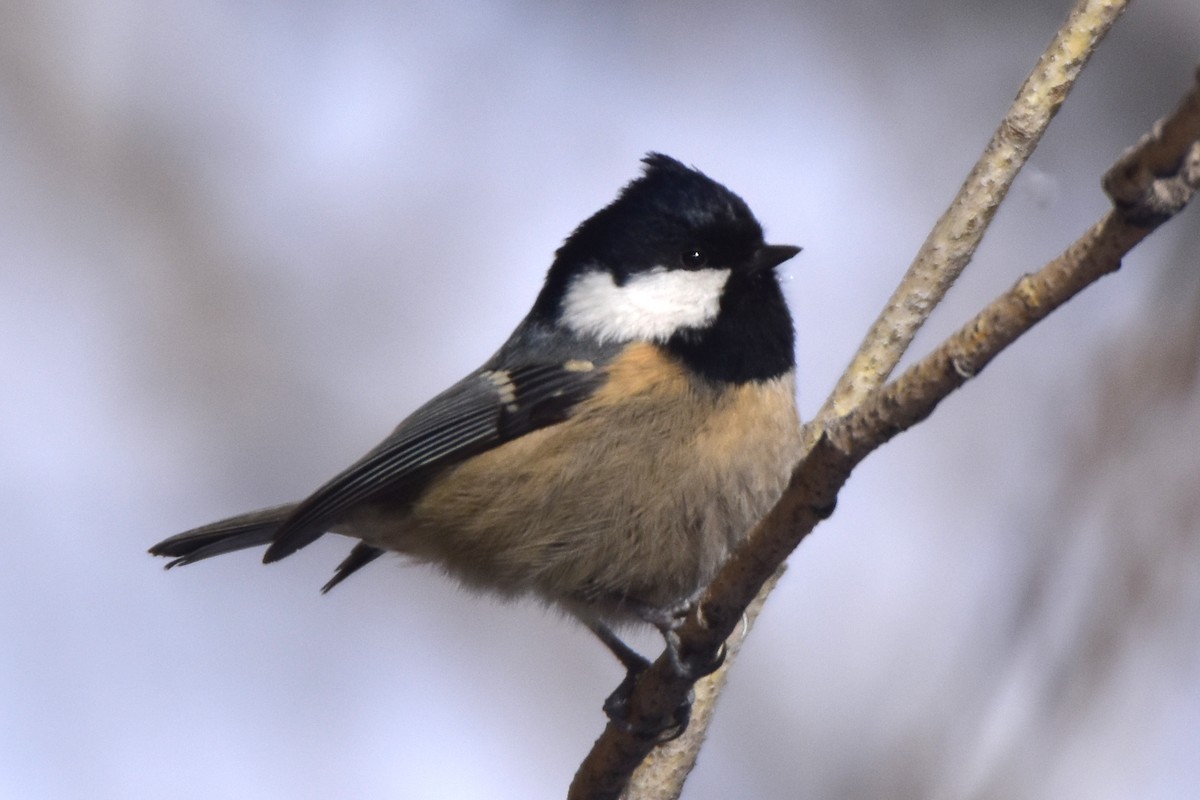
[151, 316, 615, 590]
[260, 358, 607, 562]
[151, 360, 607, 581]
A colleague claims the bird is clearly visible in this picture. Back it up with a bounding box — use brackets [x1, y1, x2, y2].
[151, 153, 802, 730]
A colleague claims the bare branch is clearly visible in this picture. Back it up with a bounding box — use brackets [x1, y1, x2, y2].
[616, 569, 785, 800]
[1103, 65, 1200, 226]
[841, 68, 1200, 450]
[567, 49, 1200, 800]
[820, 0, 1130, 420]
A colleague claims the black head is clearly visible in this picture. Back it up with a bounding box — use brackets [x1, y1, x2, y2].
[530, 154, 800, 383]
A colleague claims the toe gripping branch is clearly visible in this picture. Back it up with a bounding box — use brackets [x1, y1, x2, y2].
[587, 601, 728, 744]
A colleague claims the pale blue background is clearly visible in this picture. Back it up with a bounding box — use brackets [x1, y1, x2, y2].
[3, 2, 1199, 797]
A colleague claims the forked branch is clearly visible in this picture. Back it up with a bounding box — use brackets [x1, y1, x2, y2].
[820, 0, 1132, 419]
[569, 23, 1199, 800]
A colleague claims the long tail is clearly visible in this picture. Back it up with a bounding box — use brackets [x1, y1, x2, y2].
[149, 503, 384, 590]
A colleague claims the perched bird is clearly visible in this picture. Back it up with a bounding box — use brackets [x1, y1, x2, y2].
[151, 153, 802, 724]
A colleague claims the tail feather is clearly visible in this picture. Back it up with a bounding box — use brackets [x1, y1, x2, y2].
[149, 504, 295, 567]
[151, 502, 384, 591]
[320, 542, 385, 594]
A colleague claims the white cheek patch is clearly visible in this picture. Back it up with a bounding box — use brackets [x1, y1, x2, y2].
[560, 267, 731, 343]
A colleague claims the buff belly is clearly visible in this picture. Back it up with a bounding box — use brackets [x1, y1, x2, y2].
[362, 343, 801, 623]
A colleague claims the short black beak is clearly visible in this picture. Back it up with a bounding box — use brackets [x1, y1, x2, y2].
[751, 243, 802, 273]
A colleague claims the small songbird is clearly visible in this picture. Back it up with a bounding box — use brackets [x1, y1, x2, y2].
[151, 153, 802, 722]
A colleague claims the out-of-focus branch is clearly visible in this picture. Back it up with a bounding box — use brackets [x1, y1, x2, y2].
[567, 57, 1200, 800]
[1103, 65, 1200, 226]
[819, 0, 1130, 421]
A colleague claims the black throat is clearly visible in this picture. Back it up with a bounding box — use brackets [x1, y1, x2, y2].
[666, 271, 795, 384]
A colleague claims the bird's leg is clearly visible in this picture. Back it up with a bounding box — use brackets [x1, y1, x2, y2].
[585, 620, 690, 742]
[585, 621, 650, 729]
[631, 596, 727, 681]
[586, 619, 651, 674]
[584, 594, 727, 742]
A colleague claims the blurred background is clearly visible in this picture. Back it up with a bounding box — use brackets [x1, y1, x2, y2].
[3, 1, 1199, 797]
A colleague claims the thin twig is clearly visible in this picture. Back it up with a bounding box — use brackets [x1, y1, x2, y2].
[819, 0, 1130, 421]
[567, 56, 1200, 800]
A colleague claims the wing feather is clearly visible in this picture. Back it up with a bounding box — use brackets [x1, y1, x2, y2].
[262, 360, 606, 563]
[152, 325, 617, 594]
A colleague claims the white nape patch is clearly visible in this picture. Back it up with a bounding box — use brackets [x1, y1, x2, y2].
[560, 267, 731, 343]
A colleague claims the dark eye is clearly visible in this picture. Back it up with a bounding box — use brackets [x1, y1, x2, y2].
[680, 248, 707, 269]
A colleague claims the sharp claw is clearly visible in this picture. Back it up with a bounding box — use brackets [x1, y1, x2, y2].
[664, 630, 727, 680]
[601, 665, 643, 728]
[585, 596, 722, 742]
[602, 669, 693, 744]
[590, 621, 696, 743]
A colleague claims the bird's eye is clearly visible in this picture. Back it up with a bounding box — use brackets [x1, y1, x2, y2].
[680, 248, 707, 269]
